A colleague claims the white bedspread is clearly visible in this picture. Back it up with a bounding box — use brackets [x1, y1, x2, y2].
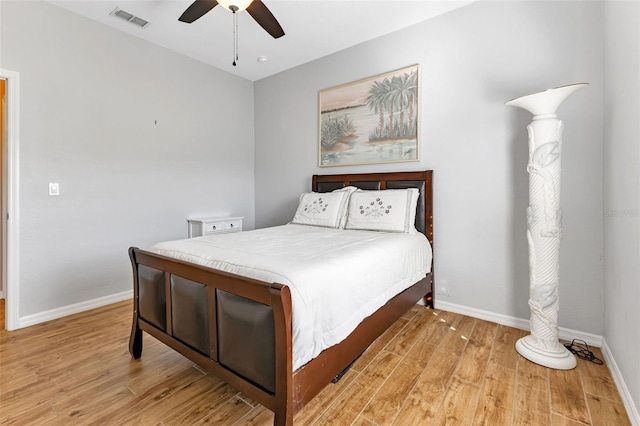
[150, 224, 432, 371]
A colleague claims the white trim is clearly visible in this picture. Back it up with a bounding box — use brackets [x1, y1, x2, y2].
[434, 300, 603, 347]
[602, 339, 640, 426]
[0, 69, 20, 331]
[18, 290, 132, 329]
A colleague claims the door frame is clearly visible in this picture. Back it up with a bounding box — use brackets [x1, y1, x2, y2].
[1, 68, 20, 331]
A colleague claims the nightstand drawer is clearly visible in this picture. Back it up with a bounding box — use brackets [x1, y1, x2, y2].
[204, 221, 225, 234]
[225, 219, 242, 232]
[187, 216, 244, 238]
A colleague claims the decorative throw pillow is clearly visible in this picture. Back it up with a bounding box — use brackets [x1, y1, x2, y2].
[345, 188, 419, 233]
[291, 191, 351, 229]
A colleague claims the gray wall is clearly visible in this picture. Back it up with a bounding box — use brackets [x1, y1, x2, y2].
[0, 1, 255, 317]
[604, 0, 640, 417]
[255, 1, 605, 334]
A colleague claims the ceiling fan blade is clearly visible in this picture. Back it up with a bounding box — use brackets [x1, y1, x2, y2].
[179, 0, 218, 23]
[246, 1, 285, 39]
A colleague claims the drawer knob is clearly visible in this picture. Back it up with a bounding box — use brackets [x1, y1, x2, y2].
[212, 225, 216, 230]
[230, 224, 234, 228]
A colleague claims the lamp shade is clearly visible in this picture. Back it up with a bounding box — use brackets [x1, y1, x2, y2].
[505, 83, 588, 119]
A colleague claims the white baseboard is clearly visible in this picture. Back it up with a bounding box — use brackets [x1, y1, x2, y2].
[602, 339, 640, 426]
[434, 300, 603, 347]
[18, 290, 133, 329]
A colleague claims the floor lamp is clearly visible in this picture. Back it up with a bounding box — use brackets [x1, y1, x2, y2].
[506, 83, 588, 370]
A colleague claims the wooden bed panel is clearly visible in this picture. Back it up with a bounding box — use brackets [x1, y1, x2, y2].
[217, 289, 276, 393]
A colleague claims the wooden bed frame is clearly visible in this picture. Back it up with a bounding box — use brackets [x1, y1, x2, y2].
[128, 170, 433, 426]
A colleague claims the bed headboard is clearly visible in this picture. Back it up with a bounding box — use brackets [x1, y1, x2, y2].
[312, 170, 433, 246]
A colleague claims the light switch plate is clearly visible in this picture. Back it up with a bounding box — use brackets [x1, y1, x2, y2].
[49, 183, 60, 196]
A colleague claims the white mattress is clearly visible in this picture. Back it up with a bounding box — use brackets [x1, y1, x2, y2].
[150, 223, 432, 371]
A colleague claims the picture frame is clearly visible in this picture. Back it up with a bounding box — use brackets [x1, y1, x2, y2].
[319, 64, 420, 167]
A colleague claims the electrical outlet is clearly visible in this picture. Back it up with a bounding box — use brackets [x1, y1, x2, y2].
[49, 183, 60, 196]
[438, 287, 451, 298]
[437, 279, 451, 298]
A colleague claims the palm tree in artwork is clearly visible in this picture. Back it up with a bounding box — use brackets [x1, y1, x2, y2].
[365, 69, 418, 140]
[392, 72, 418, 136]
[391, 75, 404, 136]
[366, 80, 386, 139]
[382, 78, 395, 138]
[407, 72, 417, 135]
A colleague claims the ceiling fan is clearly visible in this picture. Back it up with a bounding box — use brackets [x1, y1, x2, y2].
[179, 0, 285, 39]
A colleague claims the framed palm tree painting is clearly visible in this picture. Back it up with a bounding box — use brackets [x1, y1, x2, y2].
[319, 64, 419, 167]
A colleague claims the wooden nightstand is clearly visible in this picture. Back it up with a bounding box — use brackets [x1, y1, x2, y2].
[187, 216, 243, 238]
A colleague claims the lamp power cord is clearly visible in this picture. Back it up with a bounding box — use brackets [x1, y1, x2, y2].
[564, 339, 603, 365]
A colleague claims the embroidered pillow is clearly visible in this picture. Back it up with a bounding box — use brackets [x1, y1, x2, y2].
[291, 191, 350, 229]
[345, 188, 419, 233]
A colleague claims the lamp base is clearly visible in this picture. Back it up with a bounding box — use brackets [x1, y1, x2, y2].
[515, 335, 577, 370]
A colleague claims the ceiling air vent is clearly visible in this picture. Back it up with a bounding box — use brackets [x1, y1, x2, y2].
[110, 8, 150, 28]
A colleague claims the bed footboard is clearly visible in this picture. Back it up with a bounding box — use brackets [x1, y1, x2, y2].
[128, 247, 294, 426]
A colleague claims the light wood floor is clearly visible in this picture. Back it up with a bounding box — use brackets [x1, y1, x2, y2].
[0, 300, 631, 425]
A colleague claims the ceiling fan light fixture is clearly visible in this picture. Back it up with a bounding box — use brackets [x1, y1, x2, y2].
[217, 0, 253, 12]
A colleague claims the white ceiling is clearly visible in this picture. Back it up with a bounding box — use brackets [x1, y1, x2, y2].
[48, 0, 474, 81]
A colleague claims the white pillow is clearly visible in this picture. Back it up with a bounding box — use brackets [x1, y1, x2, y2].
[332, 186, 358, 228]
[291, 191, 351, 229]
[345, 188, 419, 233]
[333, 185, 358, 195]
